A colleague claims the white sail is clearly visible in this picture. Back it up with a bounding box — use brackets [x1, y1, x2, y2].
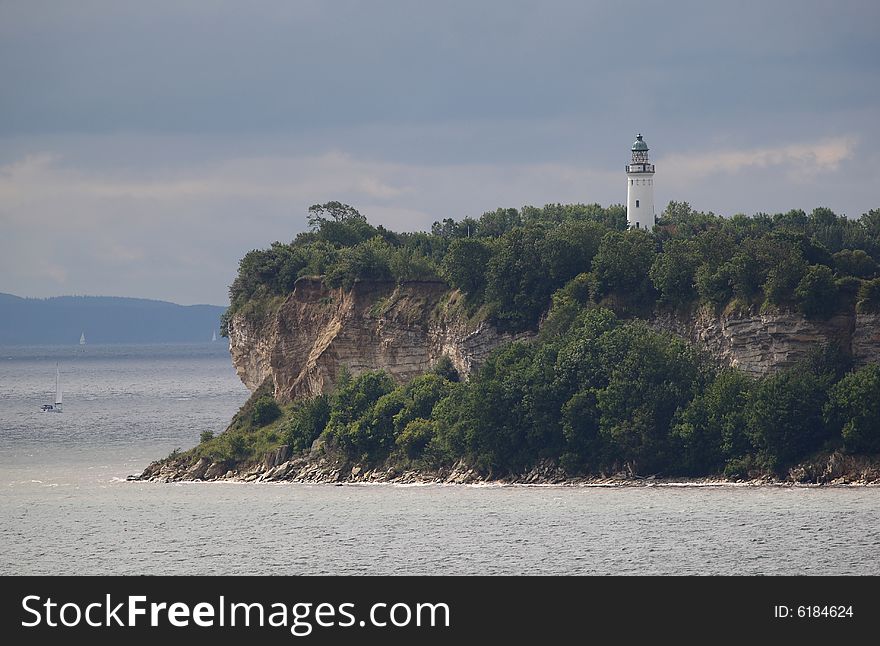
[80, 332, 86, 345]
[212, 330, 217, 342]
[55, 364, 63, 411]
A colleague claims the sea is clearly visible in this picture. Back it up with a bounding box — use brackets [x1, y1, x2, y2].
[1, 343, 878, 575]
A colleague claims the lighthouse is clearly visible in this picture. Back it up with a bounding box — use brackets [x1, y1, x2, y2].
[626, 134, 655, 230]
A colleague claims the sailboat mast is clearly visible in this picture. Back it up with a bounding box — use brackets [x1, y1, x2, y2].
[55, 364, 62, 410]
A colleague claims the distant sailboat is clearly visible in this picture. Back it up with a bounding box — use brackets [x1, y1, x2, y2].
[212, 329, 217, 342]
[41, 364, 63, 412]
[79, 332, 86, 345]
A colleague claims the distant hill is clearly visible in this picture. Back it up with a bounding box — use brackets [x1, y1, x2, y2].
[0, 293, 227, 345]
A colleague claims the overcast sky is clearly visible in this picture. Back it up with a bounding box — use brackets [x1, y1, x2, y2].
[1, 0, 878, 305]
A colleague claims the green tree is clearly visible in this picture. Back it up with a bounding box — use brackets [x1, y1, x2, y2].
[325, 370, 398, 460]
[695, 263, 733, 307]
[307, 201, 366, 228]
[747, 370, 831, 469]
[856, 278, 880, 313]
[441, 238, 492, 297]
[671, 369, 754, 474]
[324, 237, 393, 289]
[824, 364, 880, 453]
[541, 221, 605, 284]
[251, 395, 281, 427]
[282, 395, 331, 452]
[484, 225, 552, 331]
[860, 208, 880, 238]
[395, 418, 437, 461]
[833, 249, 878, 278]
[590, 230, 657, 303]
[560, 389, 601, 473]
[479, 208, 521, 237]
[650, 239, 700, 306]
[595, 325, 703, 474]
[763, 250, 807, 307]
[795, 264, 838, 318]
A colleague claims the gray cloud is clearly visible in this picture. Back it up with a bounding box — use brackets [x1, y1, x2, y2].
[1, 1, 878, 304]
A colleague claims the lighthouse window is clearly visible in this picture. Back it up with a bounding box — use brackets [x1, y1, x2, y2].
[636, 200, 640, 208]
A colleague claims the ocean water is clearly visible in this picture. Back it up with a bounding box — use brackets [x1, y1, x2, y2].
[1, 344, 879, 575]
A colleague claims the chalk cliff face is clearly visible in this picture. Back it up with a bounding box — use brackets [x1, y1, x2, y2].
[228, 278, 525, 403]
[229, 279, 880, 401]
[652, 310, 879, 377]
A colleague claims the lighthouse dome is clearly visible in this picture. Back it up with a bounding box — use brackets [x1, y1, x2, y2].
[631, 134, 649, 152]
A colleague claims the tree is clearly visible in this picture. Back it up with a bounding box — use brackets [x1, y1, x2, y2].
[763, 249, 807, 307]
[478, 207, 521, 237]
[773, 208, 807, 232]
[441, 238, 492, 297]
[860, 208, 880, 239]
[695, 263, 733, 307]
[251, 396, 281, 427]
[795, 264, 838, 318]
[540, 221, 605, 284]
[393, 373, 455, 435]
[560, 389, 601, 473]
[747, 370, 831, 469]
[307, 201, 366, 229]
[671, 369, 754, 474]
[325, 370, 397, 460]
[396, 419, 437, 461]
[590, 230, 657, 303]
[824, 364, 880, 453]
[324, 237, 393, 289]
[595, 325, 703, 474]
[856, 278, 880, 313]
[282, 395, 331, 452]
[833, 249, 878, 279]
[650, 239, 700, 306]
[484, 225, 552, 331]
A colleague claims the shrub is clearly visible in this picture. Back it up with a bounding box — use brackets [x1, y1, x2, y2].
[824, 364, 880, 453]
[282, 396, 331, 452]
[251, 396, 281, 427]
[396, 419, 436, 461]
[795, 264, 838, 318]
[747, 369, 832, 469]
[856, 278, 880, 313]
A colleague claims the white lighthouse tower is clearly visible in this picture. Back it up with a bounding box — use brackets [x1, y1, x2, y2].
[626, 134, 655, 230]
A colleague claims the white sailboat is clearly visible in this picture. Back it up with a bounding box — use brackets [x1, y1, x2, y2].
[79, 332, 86, 345]
[212, 329, 217, 342]
[41, 364, 63, 412]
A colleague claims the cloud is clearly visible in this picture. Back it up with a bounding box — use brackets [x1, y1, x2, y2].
[0, 147, 619, 303]
[659, 137, 857, 183]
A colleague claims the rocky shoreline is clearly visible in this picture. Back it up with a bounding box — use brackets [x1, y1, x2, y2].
[133, 450, 880, 487]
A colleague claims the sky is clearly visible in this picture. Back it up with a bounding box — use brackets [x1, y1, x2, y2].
[1, 0, 878, 305]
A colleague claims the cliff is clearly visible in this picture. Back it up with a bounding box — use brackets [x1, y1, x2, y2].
[652, 310, 880, 377]
[137, 283, 880, 486]
[228, 278, 880, 402]
[228, 278, 526, 403]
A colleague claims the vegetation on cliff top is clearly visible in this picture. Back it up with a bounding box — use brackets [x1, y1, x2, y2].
[221, 200, 880, 336]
